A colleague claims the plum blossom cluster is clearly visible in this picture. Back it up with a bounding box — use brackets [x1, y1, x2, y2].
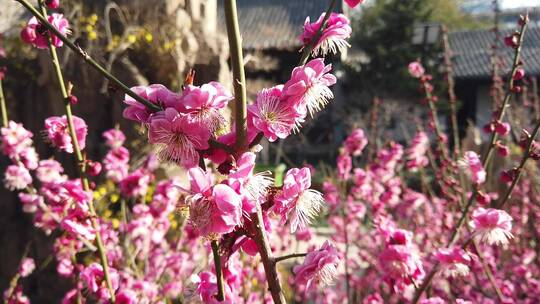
[7, 0, 540, 303]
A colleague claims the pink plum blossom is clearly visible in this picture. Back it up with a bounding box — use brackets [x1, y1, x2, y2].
[435, 247, 472, 277]
[301, 13, 352, 56]
[343, 128, 368, 156]
[44, 115, 87, 153]
[187, 167, 242, 236]
[18, 258, 35, 278]
[469, 207, 513, 246]
[273, 167, 325, 233]
[283, 58, 336, 117]
[177, 82, 232, 132]
[248, 85, 298, 142]
[20, 14, 69, 49]
[148, 108, 210, 168]
[408, 61, 425, 78]
[458, 151, 486, 184]
[122, 84, 178, 123]
[102, 128, 126, 149]
[4, 165, 32, 190]
[293, 241, 340, 290]
[405, 131, 429, 171]
[119, 169, 151, 198]
[80, 263, 120, 300]
[1, 121, 34, 159]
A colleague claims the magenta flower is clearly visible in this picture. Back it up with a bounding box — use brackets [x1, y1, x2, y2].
[344, 128, 368, 156]
[4, 165, 32, 191]
[103, 146, 130, 182]
[405, 131, 429, 172]
[337, 153, 352, 180]
[301, 13, 351, 57]
[379, 244, 425, 284]
[123, 84, 178, 123]
[227, 152, 273, 212]
[293, 241, 340, 289]
[20, 14, 69, 49]
[248, 85, 298, 142]
[344, 0, 364, 8]
[44, 115, 88, 153]
[119, 169, 151, 198]
[191, 271, 233, 303]
[46, 0, 60, 9]
[36, 159, 65, 184]
[187, 167, 242, 236]
[1, 121, 34, 159]
[18, 258, 35, 278]
[435, 247, 472, 277]
[80, 263, 119, 300]
[177, 82, 233, 132]
[148, 108, 210, 168]
[469, 207, 513, 246]
[273, 167, 325, 233]
[102, 128, 126, 149]
[408, 61, 425, 78]
[458, 151, 486, 184]
[283, 58, 336, 117]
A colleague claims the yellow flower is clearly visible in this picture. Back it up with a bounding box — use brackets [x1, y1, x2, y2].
[88, 31, 98, 41]
[127, 34, 137, 44]
[144, 33, 153, 43]
[110, 193, 119, 203]
[111, 218, 120, 229]
[90, 14, 98, 25]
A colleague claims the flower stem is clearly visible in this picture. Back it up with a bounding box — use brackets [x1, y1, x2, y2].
[299, 0, 337, 65]
[224, 0, 247, 151]
[412, 16, 529, 304]
[0, 78, 8, 127]
[275, 252, 307, 263]
[211, 240, 225, 302]
[497, 119, 540, 208]
[223, 1, 285, 302]
[14, 0, 159, 112]
[37, 1, 116, 302]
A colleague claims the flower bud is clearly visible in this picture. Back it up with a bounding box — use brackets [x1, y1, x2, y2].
[87, 161, 102, 176]
[46, 0, 60, 9]
[500, 169, 516, 184]
[476, 191, 491, 206]
[496, 143, 510, 157]
[513, 68, 525, 81]
[504, 34, 519, 49]
[494, 121, 511, 136]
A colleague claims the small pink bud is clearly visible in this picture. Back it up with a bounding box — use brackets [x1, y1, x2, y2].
[504, 34, 519, 48]
[512, 85, 522, 93]
[500, 169, 516, 184]
[496, 144, 510, 157]
[494, 121, 510, 136]
[87, 161, 102, 176]
[483, 123, 495, 134]
[20, 27, 36, 44]
[476, 191, 491, 206]
[69, 95, 78, 105]
[513, 68, 525, 81]
[518, 14, 529, 26]
[46, 0, 60, 9]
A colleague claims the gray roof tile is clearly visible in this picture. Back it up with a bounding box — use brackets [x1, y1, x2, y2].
[449, 27, 540, 79]
[217, 0, 342, 50]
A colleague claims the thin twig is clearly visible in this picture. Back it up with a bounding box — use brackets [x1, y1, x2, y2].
[36, 1, 116, 301]
[14, 0, 160, 112]
[211, 240, 225, 301]
[275, 253, 307, 263]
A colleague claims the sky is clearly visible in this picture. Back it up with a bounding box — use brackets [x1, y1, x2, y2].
[501, 0, 540, 8]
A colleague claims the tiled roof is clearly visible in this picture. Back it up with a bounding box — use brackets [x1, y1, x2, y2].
[449, 27, 540, 79]
[217, 0, 342, 50]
